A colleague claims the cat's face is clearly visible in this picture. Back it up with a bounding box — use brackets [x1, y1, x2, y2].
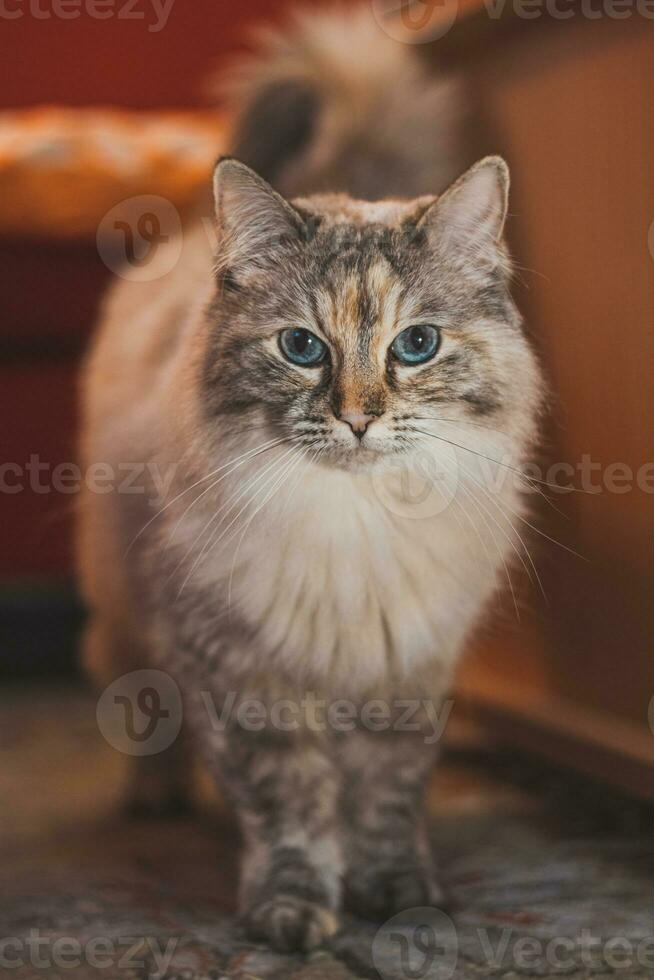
[203, 158, 539, 471]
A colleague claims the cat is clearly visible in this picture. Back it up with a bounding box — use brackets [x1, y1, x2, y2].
[77, 5, 544, 953]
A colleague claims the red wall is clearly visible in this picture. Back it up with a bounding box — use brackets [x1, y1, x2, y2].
[1, 0, 280, 109]
[1, 0, 292, 581]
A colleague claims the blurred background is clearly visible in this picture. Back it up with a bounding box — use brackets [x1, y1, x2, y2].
[1, 0, 653, 803]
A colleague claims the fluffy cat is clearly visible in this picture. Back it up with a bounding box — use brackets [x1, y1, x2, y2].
[78, 6, 543, 953]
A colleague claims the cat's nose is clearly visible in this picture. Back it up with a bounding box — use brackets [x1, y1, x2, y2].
[339, 410, 376, 440]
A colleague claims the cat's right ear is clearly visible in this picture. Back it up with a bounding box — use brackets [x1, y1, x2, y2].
[416, 156, 510, 273]
[212, 157, 305, 283]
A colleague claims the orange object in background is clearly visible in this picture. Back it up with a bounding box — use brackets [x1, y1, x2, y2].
[0, 108, 225, 239]
[0, 0, 292, 590]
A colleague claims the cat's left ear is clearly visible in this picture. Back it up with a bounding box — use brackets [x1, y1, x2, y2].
[418, 156, 509, 267]
[212, 157, 305, 282]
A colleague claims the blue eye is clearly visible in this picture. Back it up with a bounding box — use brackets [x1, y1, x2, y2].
[279, 328, 327, 366]
[391, 325, 440, 365]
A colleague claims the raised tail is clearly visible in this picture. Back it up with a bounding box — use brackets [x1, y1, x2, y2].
[218, 4, 469, 200]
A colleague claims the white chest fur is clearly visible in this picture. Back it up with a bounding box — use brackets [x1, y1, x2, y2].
[183, 445, 517, 695]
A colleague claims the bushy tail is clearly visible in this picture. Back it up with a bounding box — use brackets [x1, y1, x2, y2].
[218, 4, 468, 201]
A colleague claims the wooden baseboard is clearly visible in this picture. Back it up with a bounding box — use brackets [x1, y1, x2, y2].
[457, 664, 654, 800]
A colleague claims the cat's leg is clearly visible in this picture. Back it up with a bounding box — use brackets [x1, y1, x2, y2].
[218, 726, 342, 952]
[339, 729, 442, 921]
[124, 735, 193, 818]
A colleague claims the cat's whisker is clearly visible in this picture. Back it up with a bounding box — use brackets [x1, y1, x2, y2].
[168, 439, 298, 592]
[216, 439, 301, 530]
[175, 443, 301, 585]
[460, 479, 523, 619]
[454, 449, 557, 589]
[222, 448, 305, 553]
[412, 424, 590, 497]
[454, 455, 547, 605]
[413, 430, 544, 599]
[125, 436, 288, 555]
[164, 437, 292, 549]
[405, 415, 506, 434]
[413, 427, 585, 561]
[434, 449, 522, 619]
[410, 426, 546, 605]
[175, 443, 301, 598]
[433, 450, 498, 583]
[407, 430, 527, 616]
[409, 416, 567, 519]
[167, 443, 298, 592]
[226, 447, 311, 609]
[282, 444, 323, 517]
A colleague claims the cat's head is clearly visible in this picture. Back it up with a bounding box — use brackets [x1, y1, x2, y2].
[202, 156, 540, 471]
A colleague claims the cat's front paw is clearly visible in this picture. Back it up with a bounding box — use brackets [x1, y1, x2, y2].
[245, 895, 339, 952]
[345, 865, 445, 922]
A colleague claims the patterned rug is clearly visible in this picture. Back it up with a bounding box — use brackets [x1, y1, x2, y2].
[1, 686, 653, 979]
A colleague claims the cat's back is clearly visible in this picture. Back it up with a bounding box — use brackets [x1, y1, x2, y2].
[77, 222, 214, 670]
[81, 222, 213, 437]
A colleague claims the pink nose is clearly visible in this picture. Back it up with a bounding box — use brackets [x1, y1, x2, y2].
[339, 411, 376, 439]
